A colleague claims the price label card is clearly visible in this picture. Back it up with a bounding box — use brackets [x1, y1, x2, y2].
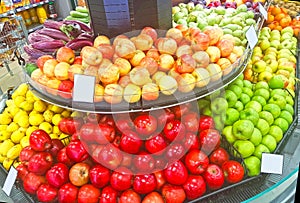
[72, 74, 95, 103]
[261, 153, 283, 174]
[259, 3, 268, 20]
[3, 166, 18, 196]
[246, 25, 258, 50]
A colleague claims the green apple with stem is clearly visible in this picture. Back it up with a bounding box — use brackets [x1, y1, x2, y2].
[269, 125, 283, 143]
[245, 101, 262, 112]
[228, 84, 243, 99]
[225, 108, 240, 126]
[273, 118, 289, 133]
[232, 119, 254, 140]
[251, 95, 267, 107]
[231, 79, 244, 88]
[263, 103, 281, 119]
[253, 60, 267, 73]
[265, 59, 278, 73]
[268, 75, 285, 89]
[256, 118, 270, 136]
[222, 125, 237, 144]
[259, 111, 274, 126]
[261, 134, 277, 152]
[242, 87, 253, 98]
[250, 127, 263, 146]
[240, 93, 251, 106]
[234, 101, 244, 111]
[240, 108, 259, 126]
[233, 140, 255, 158]
[258, 40, 270, 51]
[253, 144, 270, 159]
[225, 90, 238, 108]
[268, 94, 286, 110]
[253, 88, 270, 101]
[244, 156, 261, 177]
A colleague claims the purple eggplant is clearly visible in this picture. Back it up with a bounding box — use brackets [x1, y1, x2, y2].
[65, 39, 93, 50]
[39, 28, 71, 42]
[28, 32, 55, 44]
[43, 20, 64, 30]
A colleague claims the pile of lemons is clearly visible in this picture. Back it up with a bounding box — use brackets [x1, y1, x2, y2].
[0, 83, 81, 170]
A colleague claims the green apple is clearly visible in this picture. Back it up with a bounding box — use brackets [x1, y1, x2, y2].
[259, 111, 274, 126]
[285, 95, 294, 106]
[240, 93, 251, 106]
[225, 108, 240, 126]
[228, 84, 243, 99]
[197, 99, 210, 110]
[253, 144, 270, 159]
[261, 134, 277, 152]
[214, 6, 226, 15]
[253, 60, 267, 73]
[202, 106, 212, 116]
[273, 118, 289, 133]
[279, 110, 293, 125]
[245, 100, 262, 112]
[279, 39, 293, 49]
[240, 108, 259, 126]
[173, 12, 186, 22]
[263, 103, 281, 119]
[243, 80, 253, 89]
[177, 18, 188, 25]
[266, 59, 278, 73]
[222, 125, 236, 144]
[281, 32, 293, 41]
[210, 97, 228, 115]
[234, 101, 244, 111]
[258, 71, 273, 82]
[244, 156, 261, 176]
[268, 94, 286, 110]
[250, 127, 263, 146]
[236, 4, 248, 13]
[254, 81, 269, 90]
[242, 87, 253, 98]
[284, 103, 294, 116]
[232, 119, 254, 140]
[281, 26, 294, 35]
[214, 113, 226, 131]
[256, 118, 270, 136]
[270, 89, 287, 97]
[225, 90, 238, 108]
[253, 88, 270, 101]
[231, 79, 244, 88]
[258, 39, 270, 51]
[269, 125, 283, 143]
[261, 27, 271, 35]
[253, 46, 263, 55]
[233, 140, 255, 158]
[251, 95, 267, 107]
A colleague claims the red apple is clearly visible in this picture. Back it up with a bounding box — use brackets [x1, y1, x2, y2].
[56, 46, 75, 64]
[23, 172, 46, 195]
[46, 163, 69, 188]
[192, 51, 210, 68]
[203, 26, 224, 45]
[36, 183, 58, 202]
[199, 129, 221, 155]
[217, 38, 235, 58]
[81, 46, 103, 65]
[166, 27, 184, 44]
[27, 152, 53, 175]
[36, 55, 54, 71]
[141, 26, 158, 42]
[58, 183, 79, 203]
[69, 162, 90, 187]
[97, 44, 115, 60]
[203, 164, 225, 190]
[131, 33, 153, 51]
[183, 175, 206, 200]
[114, 38, 136, 59]
[78, 184, 101, 203]
[209, 147, 230, 167]
[191, 32, 210, 51]
[185, 149, 209, 175]
[158, 54, 175, 72]
[156, 37, 178, 55]
[94, 35, 111, 47]
[68, 64, 84, 81]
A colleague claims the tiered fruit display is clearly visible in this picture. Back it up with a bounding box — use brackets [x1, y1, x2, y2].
[244, 26, 297, 96]
[65, 6, 91, 24]
[172, 1, 257, 47]
[16, 102, 245, 202]
[24, 19, 93, 60]
[221, 76, 295, 176]
[0, 83, 74, 170]
[28, 25, 245, 104]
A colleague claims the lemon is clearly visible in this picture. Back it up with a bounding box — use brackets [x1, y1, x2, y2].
[52, 114, 64, 126]
[26, 126, 39, 137]
[16, 83, 29, 96]
[26, 89, 35, 98]
[50, 105, 64, 113]
[29, 110, 39, 117]
[6, 122, 19, 132]
[5, 99, 14, 107]
[3, 158, 14, 170]
[47, 104, 54, 110]
[29, 113, 44, 126]
[18, 127, 27, 134]
[14, 110, 28, 123]
[0, 113, 12, 125]
[39, 122, 53, 134]
[7, 144, 22, 159]
[71, 111, 85, 118]
[0, 139, 15, 156]
[43, 109, 54, 123]
[0, 124, 7, 131]
[7, 105, 19, 117]
[17, 114, 30, 128]
[26, 96, 36, 103]
[19, 101, 34, 112]
[52, 126, 62, 135]
[50, 133, 59, 139]
[20, 135, 30, 148]
[0, 130, 12, 141]
[14, 95, 26, 107]
[11, 130, 26, 144]
[61, 110, 71, 118]
[0, 154, 6, 163]
[34, 100, 47, 112]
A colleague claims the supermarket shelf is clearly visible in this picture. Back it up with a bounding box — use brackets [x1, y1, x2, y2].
[0, 0, 52, 18]
[27, 23, 43, 33]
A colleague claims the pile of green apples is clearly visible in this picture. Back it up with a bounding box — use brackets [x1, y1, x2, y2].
[172, 2, 256, 47]
[221, 75, 294, 176]
[244, 26, 297, 97]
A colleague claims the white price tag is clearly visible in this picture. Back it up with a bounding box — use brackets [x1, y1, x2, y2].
[2, 166, 18, 196]
[72, 74, 95, 103]
[261, 153, 283, 174]
[246, 25, 258, 50]
[259, 3, 268, 20]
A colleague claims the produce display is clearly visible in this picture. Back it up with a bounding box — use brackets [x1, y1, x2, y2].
[0, 0, 299, 202]
[24, 19, 93, 60]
